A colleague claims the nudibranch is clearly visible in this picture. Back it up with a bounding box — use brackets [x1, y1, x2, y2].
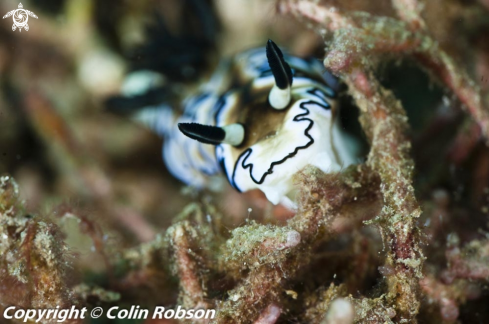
[107, 40, 356, 206]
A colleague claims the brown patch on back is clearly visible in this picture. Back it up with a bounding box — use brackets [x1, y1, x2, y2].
[225, 86, 291, 162]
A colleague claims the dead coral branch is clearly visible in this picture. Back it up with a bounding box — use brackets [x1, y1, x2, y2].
[280, 0, 489, 141]
[0, 176, 76, 312]
[215, 166, 380, 323]
[168, 221, 212, 311]
[345, 68, 423, 323]
[278, 1, 438, 322]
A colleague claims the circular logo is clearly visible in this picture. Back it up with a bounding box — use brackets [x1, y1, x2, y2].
[13, 9, 28, 28]
[3, 4, 38, 32]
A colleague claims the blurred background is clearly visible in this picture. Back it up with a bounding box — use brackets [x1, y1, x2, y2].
[1, 0, 489, 322]
[0, 0, 329, 277]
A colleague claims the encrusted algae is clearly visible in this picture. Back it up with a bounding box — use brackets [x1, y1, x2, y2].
[168, 220, 211, 310]
[72, 284, 120, 303]
[220, 221, 301, 277]
[214, 166, 381, 323]
[277, 0, 489, 321]
[350, 76, 424, 321]
[306, 283, 397, 323]
[348, 296, 396, 323]
[114, 232, 171, 304]
[304, 283, 348, 322]
[166, 203, 226, 314]
[0, 175, 75, 310]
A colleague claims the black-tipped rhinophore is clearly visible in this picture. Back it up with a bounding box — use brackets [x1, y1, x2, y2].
[266, 39, 293, 89]
[178, 123, 225, 145]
